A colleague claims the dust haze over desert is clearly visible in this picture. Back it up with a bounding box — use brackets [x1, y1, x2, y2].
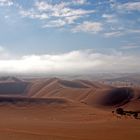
[0, 0, 140, 140]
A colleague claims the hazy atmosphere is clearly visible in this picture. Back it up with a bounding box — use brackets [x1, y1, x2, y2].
[0, 0, 140, 74]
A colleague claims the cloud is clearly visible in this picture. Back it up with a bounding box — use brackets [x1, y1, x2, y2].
[104, 31, 123, 37]
[118, 2, 140, 11]
[43, 15, 83, 28]
[35, 0, 88, 12]
[43, 19, 66, 28]
[34, 1, 94, 18]
[71, 0, 88, 5]
[73, 21, 103, 33]
[0, 0, 140, 39]
[0, 0, 13, 6]
[102, 14, 117, 23]
[0, 49, 139, 74]
[121, 44, 139, 50]
[128, 29, 140, 34]
[20, 1, 95, 28]
[104, 28, 140, 38]
[20, 10, 49, 20]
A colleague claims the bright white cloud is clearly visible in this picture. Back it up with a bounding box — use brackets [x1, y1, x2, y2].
[0, 0, 13, 6]
[35, 1, 54, 11]
[35, 0, 88, 12]
[20, 1, 95, 28]
[0, 49, 139, 74]
[20, 10, 49, 20]
[71, 0, 88, 5]
[35, 1, 94, 17]
[73, 21, 103, 33]
[43, 19, 66, 28]
[35, 1, 94, 18]
[118, 2, 140, 11]
[43, 15, 82, 28]
[18, 0, 140, 35]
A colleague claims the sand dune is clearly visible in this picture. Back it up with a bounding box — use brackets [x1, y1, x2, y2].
[0, 76, 139, 140]
[0, 76, 139, 109]
[29, 78, 110, 102]
[27, 78, 140, 110]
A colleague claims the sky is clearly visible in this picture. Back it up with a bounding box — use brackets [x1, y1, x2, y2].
[0, 0, 140, 75]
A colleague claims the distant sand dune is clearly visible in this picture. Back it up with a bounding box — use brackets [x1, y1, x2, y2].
[0, 77, 139, 110]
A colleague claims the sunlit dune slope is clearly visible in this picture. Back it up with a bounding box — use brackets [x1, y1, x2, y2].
[29, 78, 110, 101]
[0, 76, 139, 110]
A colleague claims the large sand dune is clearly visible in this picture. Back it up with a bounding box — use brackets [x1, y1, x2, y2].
[0, 76, 139, 109]
[0, 76, 139, 140]
[0, 77, 139, 109]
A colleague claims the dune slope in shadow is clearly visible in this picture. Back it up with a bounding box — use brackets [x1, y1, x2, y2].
[97, 88, 134, 106]
[0, 82, 29, 96]
[0, 97, 70, 106]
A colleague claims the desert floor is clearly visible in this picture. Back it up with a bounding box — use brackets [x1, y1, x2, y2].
[0, 103, 140, 140]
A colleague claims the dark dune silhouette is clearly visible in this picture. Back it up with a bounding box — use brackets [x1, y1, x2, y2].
[83, 87, 140, 109]
[99, 88, 134, 106]
[0, 82, 29, 96]
[0, 96, 70, 106]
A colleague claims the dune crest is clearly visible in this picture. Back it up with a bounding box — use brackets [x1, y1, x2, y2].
[0, 76, 139, 110]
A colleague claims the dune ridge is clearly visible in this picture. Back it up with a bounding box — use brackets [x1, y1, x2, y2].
[0, 76, 139, 110]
